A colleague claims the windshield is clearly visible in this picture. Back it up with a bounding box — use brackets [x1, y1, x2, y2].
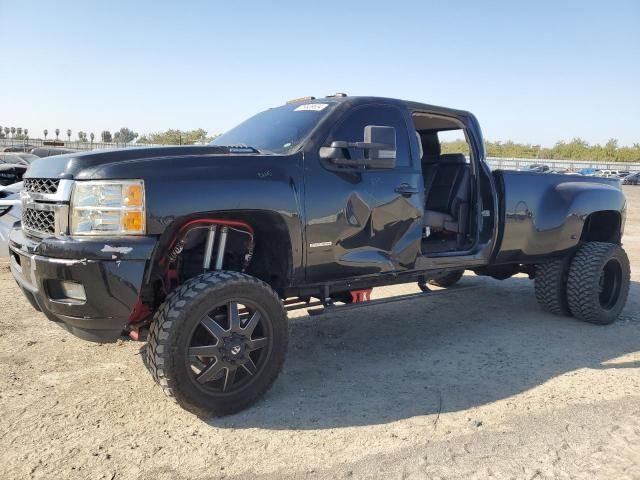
[17, 154, 37, 164]
[212, 102, 335, 154]
[0, 153, 36, 165]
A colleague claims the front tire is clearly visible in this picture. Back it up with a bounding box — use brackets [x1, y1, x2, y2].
[146, 271, 288, 417]
[566, 242, 630, 325]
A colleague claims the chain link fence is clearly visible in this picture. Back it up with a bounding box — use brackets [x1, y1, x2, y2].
[486, 157, 640, 172]
[0, 138, 159, 151]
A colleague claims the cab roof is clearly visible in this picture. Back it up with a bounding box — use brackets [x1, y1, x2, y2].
[286, 94, 473, 119]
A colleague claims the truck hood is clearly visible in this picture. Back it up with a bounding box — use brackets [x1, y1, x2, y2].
[24, 145, 259, 179]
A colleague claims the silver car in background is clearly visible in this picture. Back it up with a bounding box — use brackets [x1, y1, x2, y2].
[0, 182, 22, 260]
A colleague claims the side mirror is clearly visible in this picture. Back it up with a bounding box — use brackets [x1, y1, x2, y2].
[318, 125, 396, 169]
[364, 125, 396, 168]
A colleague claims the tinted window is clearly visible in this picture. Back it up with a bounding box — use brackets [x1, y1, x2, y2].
[0, 153, 36, 164]
[15, 154, 36, 164]
[328, 105, 412, 167]
[212, 102, 336, 154]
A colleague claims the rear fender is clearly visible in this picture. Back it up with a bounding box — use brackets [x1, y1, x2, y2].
[496, 178, 626, 262]
[540, 182, 625, 241]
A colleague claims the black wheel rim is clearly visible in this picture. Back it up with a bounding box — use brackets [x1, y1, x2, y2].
[185, 300, 272, 396]
[598, 258, 623, 310]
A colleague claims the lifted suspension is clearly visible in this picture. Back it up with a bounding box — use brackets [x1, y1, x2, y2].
[127, 219, 255, 340]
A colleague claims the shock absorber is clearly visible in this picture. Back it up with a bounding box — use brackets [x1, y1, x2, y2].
[168, 238, 187, 264]
[202, 225, 217, 271]
[215, 226, 229, 270]
[201, 225, 229, 271]
[165, 219, 253, 272]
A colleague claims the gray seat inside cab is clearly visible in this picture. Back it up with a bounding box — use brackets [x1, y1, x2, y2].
[420, 133, 471, 243]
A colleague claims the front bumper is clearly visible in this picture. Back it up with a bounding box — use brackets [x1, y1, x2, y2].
[9, 228, 157, 343]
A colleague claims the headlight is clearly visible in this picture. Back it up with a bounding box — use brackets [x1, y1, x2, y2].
[70, 180, 145, 235]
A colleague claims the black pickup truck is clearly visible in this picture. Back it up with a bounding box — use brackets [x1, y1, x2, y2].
[9, 95, 630, 416]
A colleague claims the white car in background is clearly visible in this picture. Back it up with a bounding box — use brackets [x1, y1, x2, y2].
[597, 169, 630, 178]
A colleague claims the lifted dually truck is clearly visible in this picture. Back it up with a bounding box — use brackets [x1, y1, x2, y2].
[9, 95, 630, 416]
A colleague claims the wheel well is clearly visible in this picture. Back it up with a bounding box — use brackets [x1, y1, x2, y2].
[240, 212, 293, 288]
[581, 211, 622, 244]
[150, 211, 293, 298]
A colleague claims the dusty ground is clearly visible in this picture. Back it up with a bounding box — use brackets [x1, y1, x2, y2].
[1, 187, 639, 480]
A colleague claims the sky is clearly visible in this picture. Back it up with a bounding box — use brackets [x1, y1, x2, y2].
[1, 0, 639, 146]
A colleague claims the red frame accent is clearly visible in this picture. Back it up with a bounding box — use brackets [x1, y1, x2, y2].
[128, 327, 142, 341]
[174, 218, 254, 236]
[350, 288, 373, 303]
[128, 219, 256, 331]
[128, 299, 153, 324]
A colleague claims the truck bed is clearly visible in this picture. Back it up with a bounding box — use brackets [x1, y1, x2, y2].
[492, 170, 624, 263]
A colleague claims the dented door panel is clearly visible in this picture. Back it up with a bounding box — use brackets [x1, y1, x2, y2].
[305, 169, 423, 281]
[304, 103, 424, 282]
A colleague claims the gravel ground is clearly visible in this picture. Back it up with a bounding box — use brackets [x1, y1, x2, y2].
[0, 187, 639, 480]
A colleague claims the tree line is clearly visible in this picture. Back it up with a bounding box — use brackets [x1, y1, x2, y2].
[441, 137, 640, 163]
[0, 125, 141, 144]
[101, 128, 220, 144]
[0, 125, 216, 146]
[137, 129, 219, 145]
[2, 122, 638, 162]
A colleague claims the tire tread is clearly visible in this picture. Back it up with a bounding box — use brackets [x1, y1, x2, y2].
[534, 257, 571, 316]
[146, 271, 287, 416]
[566, 242, 630, 325]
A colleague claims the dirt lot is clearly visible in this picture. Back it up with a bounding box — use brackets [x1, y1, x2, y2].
[1, 187, 639, 480]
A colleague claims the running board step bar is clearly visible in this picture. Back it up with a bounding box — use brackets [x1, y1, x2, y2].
[306, 285, 479, 316]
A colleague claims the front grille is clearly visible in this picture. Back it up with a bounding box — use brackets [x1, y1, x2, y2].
[23, 178, 60, 194]
[23, 208, 56, 235]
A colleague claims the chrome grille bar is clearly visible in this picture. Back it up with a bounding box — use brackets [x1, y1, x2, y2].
[21, 179, 74, 238]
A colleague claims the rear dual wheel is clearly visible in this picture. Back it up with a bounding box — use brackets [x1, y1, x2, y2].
[146, 271, 287, 417]
[535, 242, 630, 324]
[566, 242, 630, 324]
[534, 257, 572, 315]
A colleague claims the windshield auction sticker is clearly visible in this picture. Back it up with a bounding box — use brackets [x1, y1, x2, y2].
[294, 103, 328, 112]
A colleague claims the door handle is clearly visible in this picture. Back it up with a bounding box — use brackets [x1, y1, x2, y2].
[395, 184, 420, 196]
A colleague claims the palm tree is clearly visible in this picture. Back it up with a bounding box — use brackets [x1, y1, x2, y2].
[55, 128, 60, 140]
[43, 129, 48, 140]
[66, 129, 71, 142]
[90, 132, 95, 145]
[16, 127, 23, 137]
[10, 127, 16, 138]
[3, 127, 9, 137]
[24, 129, 29, 140]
